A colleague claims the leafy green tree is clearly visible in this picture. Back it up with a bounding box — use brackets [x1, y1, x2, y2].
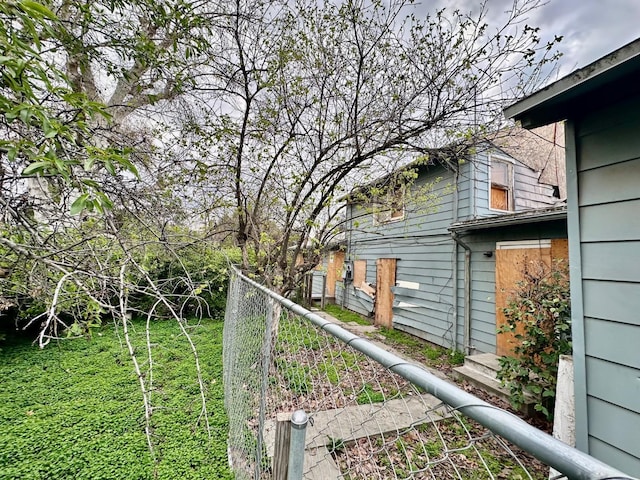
[0, 0, 566, 462]
[1, 3, 234, 457]
[0, 0, 137, 212]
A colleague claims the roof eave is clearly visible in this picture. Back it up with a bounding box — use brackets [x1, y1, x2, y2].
[449, 207, 567, 234]
[504, 38, 640, 128]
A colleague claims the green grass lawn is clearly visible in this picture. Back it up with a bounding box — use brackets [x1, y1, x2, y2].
[0, 319, 233, 480]
[323, 303, 371, 326]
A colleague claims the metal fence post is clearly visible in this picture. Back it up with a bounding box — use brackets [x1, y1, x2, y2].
[287, 410, 308, 480]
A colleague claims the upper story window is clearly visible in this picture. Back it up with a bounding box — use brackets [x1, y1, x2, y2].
[372, 188, 405, 224]
[490, 157, 514, 211]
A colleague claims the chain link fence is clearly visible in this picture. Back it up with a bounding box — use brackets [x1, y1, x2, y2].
[223, 267, 635, 480]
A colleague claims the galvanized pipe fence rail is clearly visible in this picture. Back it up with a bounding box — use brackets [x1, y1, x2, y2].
[223, 266, 635, 480]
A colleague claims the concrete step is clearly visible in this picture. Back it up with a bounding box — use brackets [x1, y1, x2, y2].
[463, 352, 503, 378]
[452, 365, 511, 401]
[453, 358, 535, 416]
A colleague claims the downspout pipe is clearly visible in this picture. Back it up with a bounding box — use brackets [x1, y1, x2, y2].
[451, 231, 472, 355]
[451, 168, 459, 351]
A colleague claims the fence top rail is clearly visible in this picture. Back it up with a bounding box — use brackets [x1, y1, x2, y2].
[230, 266, 637, 480]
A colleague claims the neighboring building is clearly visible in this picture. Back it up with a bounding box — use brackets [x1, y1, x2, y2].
[305, 242, 346, 304]
[337, 126, 567, 354]
[504, 38, 640, 477]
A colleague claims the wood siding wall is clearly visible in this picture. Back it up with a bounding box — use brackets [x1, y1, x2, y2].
[454, 223, 567, 354]
[346, 165, 460, 347]
[468, 152, 558, 218]
[570, 95, 640, 475]
[342, 150, 565, 352]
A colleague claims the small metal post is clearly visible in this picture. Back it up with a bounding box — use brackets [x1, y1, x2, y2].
[321, 274, 327, 309]
[287, 410, 308, 480]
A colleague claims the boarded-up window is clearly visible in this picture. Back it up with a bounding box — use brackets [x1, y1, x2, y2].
[353, 259, 367, 288]
[490, 158, 513, 211]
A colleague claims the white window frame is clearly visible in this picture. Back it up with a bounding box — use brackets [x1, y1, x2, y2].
[489, 155, 515, 212]
[372, 187, 405, 225]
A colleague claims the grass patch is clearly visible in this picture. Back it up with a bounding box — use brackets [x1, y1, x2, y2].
[424, 344, 443, 361]
[376, 327, 424, 349]
[276, 359, 312, 395]
[447, 349, 466, 366]
[375, 327, 466, 368]
[324, 304, 371, 326]
[356, 383, 386, 404]
[0, 319, 232, 480]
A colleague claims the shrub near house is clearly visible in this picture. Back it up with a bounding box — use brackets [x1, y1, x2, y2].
[497, 260, 571, 420]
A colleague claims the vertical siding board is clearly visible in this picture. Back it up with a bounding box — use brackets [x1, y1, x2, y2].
[565, 119, 589, 452]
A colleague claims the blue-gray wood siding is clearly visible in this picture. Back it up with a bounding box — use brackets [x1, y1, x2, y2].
[342, 149, 565, 353]
[454, 222, 567, 354]
[463, 151, 557, 219]
[347, 164, 459, 347]
[568, 94, 640, 475]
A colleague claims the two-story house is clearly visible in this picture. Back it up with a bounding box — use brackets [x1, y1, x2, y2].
[335, 125, 567, 356]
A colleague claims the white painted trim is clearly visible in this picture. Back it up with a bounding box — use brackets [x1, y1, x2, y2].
[395, 302, 419, 308]
[396, 280, 420, 290]
[496, 239, 552, 250]
[489, 152, 516, 165]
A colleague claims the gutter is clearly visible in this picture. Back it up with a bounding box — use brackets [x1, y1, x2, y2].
[449, 206, 567, 233]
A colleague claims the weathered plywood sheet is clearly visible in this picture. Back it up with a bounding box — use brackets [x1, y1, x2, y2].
[495, 245, 551, 356]
[353, 259, 366, 288]
[375, 258, 396, 328]
[326, 251, 344, 297]
[551, 238, 569, 262]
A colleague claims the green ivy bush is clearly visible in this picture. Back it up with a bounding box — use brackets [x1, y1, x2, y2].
[132, 235, 242, 319]
[496, 260, 571, 420]
[0, 223, 242, 344]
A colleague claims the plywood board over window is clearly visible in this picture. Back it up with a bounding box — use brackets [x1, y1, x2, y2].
[353, 259, 367, 288]
[490, 158, 514, 211]
[491, 187, 510, 210]
[375, 258, 396, 328]
[326, 251, 345, 297]
[495, 238, 568, 356]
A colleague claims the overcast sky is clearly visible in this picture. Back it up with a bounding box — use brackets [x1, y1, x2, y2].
[524, 0, 640, 74]
[419, 0, 640, 78]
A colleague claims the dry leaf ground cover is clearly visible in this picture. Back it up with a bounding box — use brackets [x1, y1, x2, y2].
[266, 311, 548, 479]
